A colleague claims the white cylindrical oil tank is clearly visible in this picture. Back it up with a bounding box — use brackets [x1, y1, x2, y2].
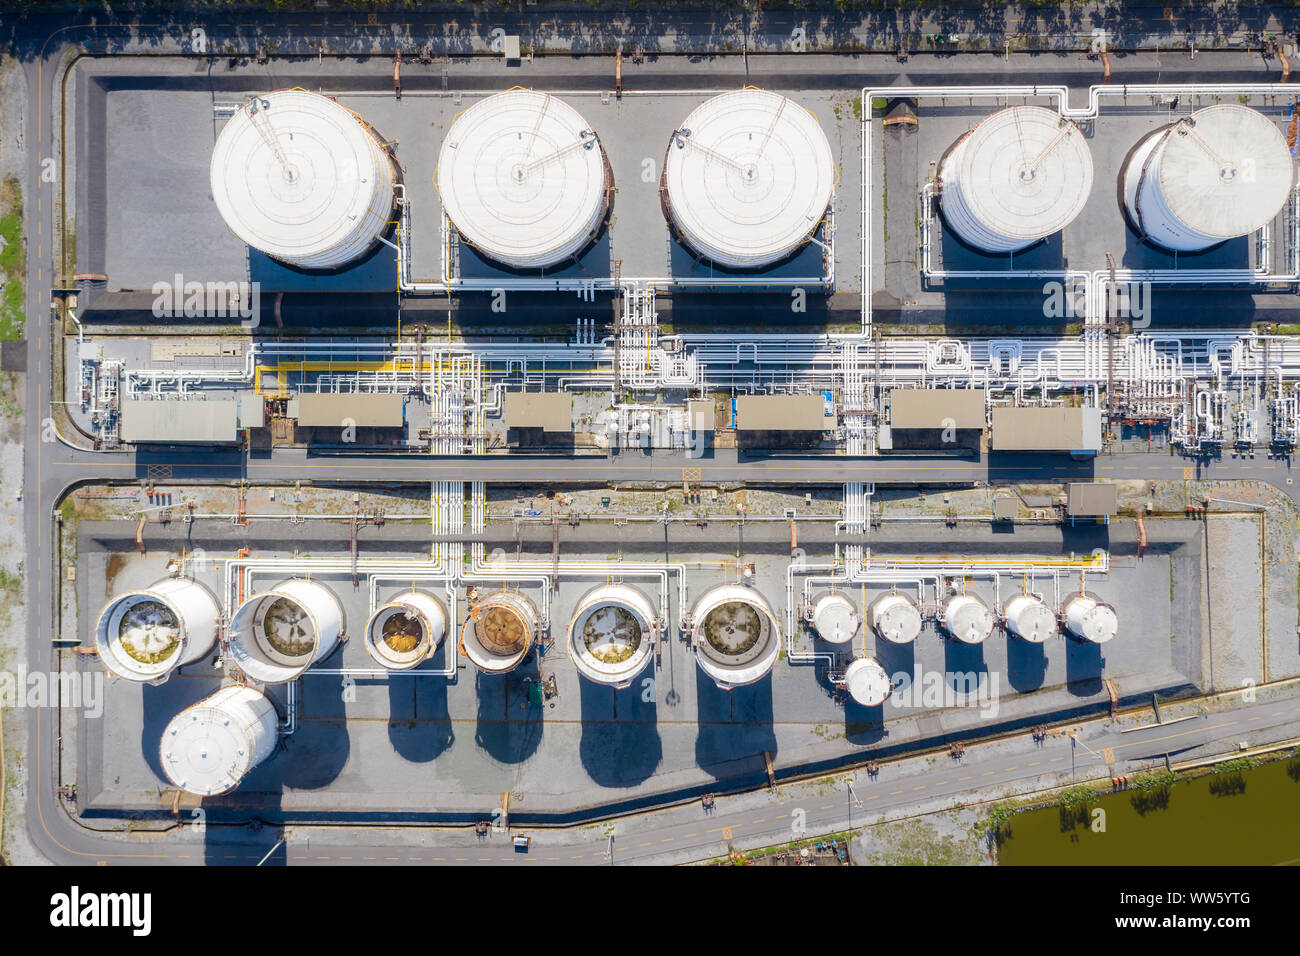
[808, 592, 859, 644]
[1122, 105, 1293, 252]
[662, 89, 836, 269]
[228, 580, 344, 683]
[210, 89, 398, 270]
[436, 90, 611, 269]
[942, 593, 994, 644]
[95, 578, 219, 684]
[938, 106, 1093, 253]
[1003, 593, 1058, 643]
[690, 584, 782, 689]
[364, 590, 446, 670]
[159, 685, 279, 796]
[869, 592, 923, 645]
[1063, 594, 1119, 644]
[567, 583, 658, 688]
[460, 590, 537, 674]
[843, 657, 892, 707]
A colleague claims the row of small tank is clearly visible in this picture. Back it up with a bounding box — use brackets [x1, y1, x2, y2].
[99, 578, 1113, 797]
[940, 102, 1294, 254]
[809, 589, 1118, 647]
[99, 578, 785, 796]
[96, 579, 779, 689]
[211, 87, 837, 273]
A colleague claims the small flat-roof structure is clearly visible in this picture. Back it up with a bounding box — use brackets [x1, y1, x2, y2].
[120, 398, 242, 444]
[1067, 482, 1119, 517]
[687, 399, 715, 432]
[990, 406, 1103, 453]
[993, 497, 1019, 520]
[888, 388, 986, 430]
[504, 391, 573, 432]
[296, 392, 405, 428]
[735, 395, 827, 431]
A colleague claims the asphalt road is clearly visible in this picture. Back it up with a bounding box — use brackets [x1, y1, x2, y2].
[10, 17, 1300, 866]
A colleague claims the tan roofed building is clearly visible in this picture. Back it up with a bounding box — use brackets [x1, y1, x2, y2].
[990, 406, 1102, 453]
[504, 391, 573, 432]
[295, 392, 405, 428]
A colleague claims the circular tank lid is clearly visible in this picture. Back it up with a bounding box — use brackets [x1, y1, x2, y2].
[1154, 105, 1294, 240]
[99, 592, 185, 679]
[1069, 597, 1119, 644]
[844, 657, 892, 707]
[436, 90, 608, 268]
[368, 599, 442, 667]
[570, 588, 656, 685]
[873, 594, 923, 644]
[161, 702, 258, 796]
[812, 593, 859, 644]
[664, 89, 836, 268]
[948, 106, 1093, 243]
[210, 90, 390, 264]
[1006, 595, 1058, 643]
[945, 595, 994, 644]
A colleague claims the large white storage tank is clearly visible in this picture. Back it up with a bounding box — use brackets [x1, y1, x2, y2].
[567, 583, 658, 688]
[662, 89, 836, 269]
[843, 657, 892, 707]
[869, 592, 923, 645]
[436, 90, 611, 269]
[364, 591, 446, 670]
[690, 584, 782, 689]
[460, 590, 537, 674]
[939, 106, 1093, 253]
[1121, 105, 1293, 252]
[95, 578, 219, 683]
[1062, 593, 1119, 644]
[807, 592, 859, 644]
[1003, 593, 1058, 643]
[941, 593, 994, 645]
[160, 685, 279, 796]
[210, 90, 398, 270]
[228, 580, 344, 683]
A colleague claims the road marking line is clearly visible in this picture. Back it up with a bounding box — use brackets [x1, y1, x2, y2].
[888, 789, 903, 795]
[981, 771, 995, 776]
[958, 775, 972, 781]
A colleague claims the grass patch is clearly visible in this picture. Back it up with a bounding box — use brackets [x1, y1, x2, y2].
[0, 176, 25, 342]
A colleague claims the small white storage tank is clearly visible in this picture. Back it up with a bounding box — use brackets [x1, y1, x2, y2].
[228, 580, 344, 683]
[567, 584, 658, 688]
[662, 89, 836, 269]
[160, 685, 280, 796]
[869, 592, 923, 645]
[436, 90, 611, 269]
[1063, 594, 1119, 644]
[95, 578, 219, 683]
[1003, 593, 1058, 643]
[1121, 105, 1293, 252]
[210, 90, 398, 270]
[941, 593, 994, 644]
[461, 590, 537, 674]
[808, 592, 859, 644]
[843, 657, 892, 707]
[690, 584, 782, 689]
[364, 591, 446, 670]
[939, 106, 1093, 253]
